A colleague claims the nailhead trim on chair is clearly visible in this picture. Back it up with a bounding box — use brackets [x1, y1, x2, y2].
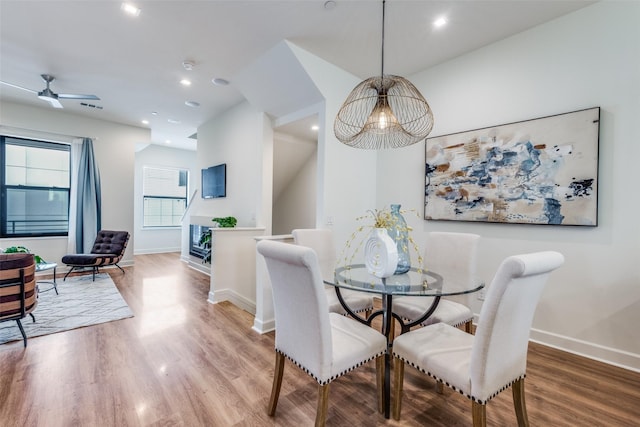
[448, 318, 473, 328]
[393, 354, 526, 404]
[398, 315, 473, 328]
[341, 307, 372, 316]
[276, 348, 385, 386]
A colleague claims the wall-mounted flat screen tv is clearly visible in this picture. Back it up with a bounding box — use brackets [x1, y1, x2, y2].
[202, 163, 226, 199]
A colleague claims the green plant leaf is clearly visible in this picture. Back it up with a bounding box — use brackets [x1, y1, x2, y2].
[2, 246, 46, 263]
[212, 216, 237, 228]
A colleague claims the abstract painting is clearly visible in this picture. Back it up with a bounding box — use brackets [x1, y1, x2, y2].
[424, 107, 600, 226]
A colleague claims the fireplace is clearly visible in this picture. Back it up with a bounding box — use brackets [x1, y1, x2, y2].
[189, 224, 211, 259]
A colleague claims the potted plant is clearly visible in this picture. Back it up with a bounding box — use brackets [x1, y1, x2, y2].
[2, 245, 46, 264]
[198, 216, 238, 264]
[212, 216, 237, 228]
[198, 231, 213, 264]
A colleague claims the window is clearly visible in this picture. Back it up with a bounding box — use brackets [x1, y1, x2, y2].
[143, 166, 188, 227]
[1, 136, 71, 237]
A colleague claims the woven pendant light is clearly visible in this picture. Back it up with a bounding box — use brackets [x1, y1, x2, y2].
[334, 0, 434, 149]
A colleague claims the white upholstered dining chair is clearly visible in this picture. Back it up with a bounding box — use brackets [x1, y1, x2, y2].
[292, 228, 374, 316]
[392, 251, 564, 426]
[256, 240, 386, 426]
[392, 232, 480, 333]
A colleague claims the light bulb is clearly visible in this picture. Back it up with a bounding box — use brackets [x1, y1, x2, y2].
[378, 111, 388, 129]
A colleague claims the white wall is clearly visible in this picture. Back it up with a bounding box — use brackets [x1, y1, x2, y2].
[195, 101, 268, 228]
[0, 101, 149, 266]
[193, 102, 269, 314]
[272, 133, 317, 235]
[289, 43, 379, 248]
[377, 1, 640, 370]
[133, 144, 197, 254]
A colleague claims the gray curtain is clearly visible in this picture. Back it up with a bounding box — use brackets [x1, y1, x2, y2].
[75, 138, 102, 253]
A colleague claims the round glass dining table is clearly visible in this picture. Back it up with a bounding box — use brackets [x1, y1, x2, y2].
[325, 264, 484, 419]
[328, 264, 483, 333]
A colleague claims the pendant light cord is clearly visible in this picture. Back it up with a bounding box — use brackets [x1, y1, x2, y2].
[381, 0, 386, 79]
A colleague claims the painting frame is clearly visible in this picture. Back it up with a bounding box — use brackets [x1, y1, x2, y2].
[424, 107, 600, 226]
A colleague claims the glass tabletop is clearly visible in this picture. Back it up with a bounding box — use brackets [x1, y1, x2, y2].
[327, 264, 483, 297]
[36, 262, 58, 272]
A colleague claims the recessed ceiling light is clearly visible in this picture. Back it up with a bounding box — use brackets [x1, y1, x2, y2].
[121, 2, 141, 16]
[324, 1, 336, 11]
[311, 125, 319, 131]
[211, 77, 230, 86]
[151, 111, 158, 116]
[182, 60, 195, 71]
[185, 101, 200, 108]
[433, 17, 447, 28]
[180, 79, 191, 86]
[167, 118, 181, 124]
[165, 140, 171, 144]
[141, 119, 149, 125]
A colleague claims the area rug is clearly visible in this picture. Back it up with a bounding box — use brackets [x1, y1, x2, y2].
[0, 273, 134, 345]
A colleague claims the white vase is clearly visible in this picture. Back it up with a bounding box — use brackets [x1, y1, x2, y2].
[364, 228, 399, 278]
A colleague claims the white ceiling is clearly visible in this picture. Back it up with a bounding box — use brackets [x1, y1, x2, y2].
[0, 0, 595, 151]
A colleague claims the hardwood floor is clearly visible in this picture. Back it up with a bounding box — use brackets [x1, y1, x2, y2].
[1, 252, 639, 426]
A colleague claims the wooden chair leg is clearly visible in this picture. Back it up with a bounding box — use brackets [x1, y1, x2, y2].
[315, 383, 330, 427]
[472, 401, 486, 427]
[267, 352, 285, 416]
[392, 356, 405, 420]
[512, 378, 530, 427]
[464, 320, 473, 334]
[376, 355, 384, 413]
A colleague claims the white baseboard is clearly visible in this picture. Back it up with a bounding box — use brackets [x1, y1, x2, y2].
[530, 328, 640, 373]
[187, 263, 210, 276]
[252, 318, 275, 335]
[471, 314, 640, 372]
[208, 289, 256, 315]
[133, 247, 180, 255]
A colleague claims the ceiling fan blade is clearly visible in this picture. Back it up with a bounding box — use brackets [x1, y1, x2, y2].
[58, 93, 100, 100]
[0, 80, 38, 94]
[41, 97, 64, 109]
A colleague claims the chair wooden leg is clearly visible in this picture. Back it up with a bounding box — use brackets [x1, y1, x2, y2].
[376, 355, 384, 413]
[267, 352, 285, 416]
[512, 378, 530, 427]
[472, 401, 486, 427]
[464, 320, 473, 334]
[315, 383, 330, 427]
[392, 356, 405, 420]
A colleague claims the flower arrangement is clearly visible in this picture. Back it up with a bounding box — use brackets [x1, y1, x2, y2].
[338, 206, 423, 272]
[366, 208, 394, 228]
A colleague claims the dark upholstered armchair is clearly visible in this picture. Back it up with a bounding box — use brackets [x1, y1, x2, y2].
[62, 230, 130, 281]
[0, 253, 38, 347]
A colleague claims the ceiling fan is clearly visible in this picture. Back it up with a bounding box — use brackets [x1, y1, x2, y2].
[0, 74, 100, 109]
